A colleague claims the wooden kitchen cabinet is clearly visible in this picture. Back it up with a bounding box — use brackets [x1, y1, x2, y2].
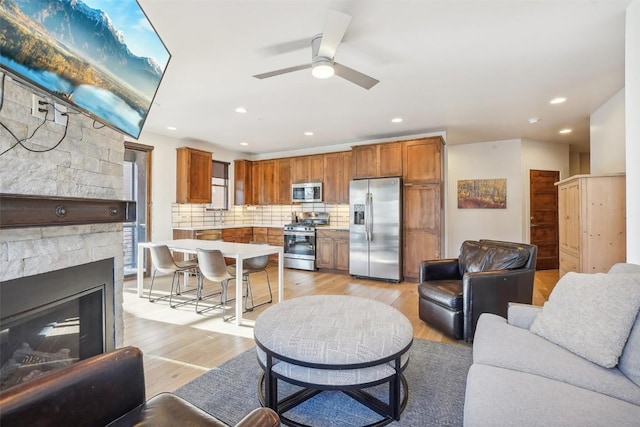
[234, 159, 253, 205]
[403, 182, 442, 280]
[176, 147, 212, 203]
[276, 158, 291, 204]
[352, 142, 402, 179]
[292, 155, 324, 183]
[316, 229, 349, 272]
[251, 161, 261, 205]
[252, 227, 268, 243]
[323, 151, 351, 204]
[403, 137, 443, 183]
[260, 160, 277, 204]
[222, 227, 253, 243]
[556, 174, 626, 278]
[267, 227, 284, 264]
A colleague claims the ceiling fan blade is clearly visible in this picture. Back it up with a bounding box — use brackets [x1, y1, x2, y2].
[334, 63, 379, 90]
[258, 38, 310, 56]
[318, 10, 352, 58]
[253, 64, 311, 80]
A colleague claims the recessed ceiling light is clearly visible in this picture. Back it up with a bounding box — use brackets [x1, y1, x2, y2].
[240, 142, 249, 146]
[528, 117, 540, 124]
[550, 97, 567, 104]
[235, 107, 247, 113]
[559, 128, 572, 134]
[304, 131, 314, 136]
[166, 126, 177, 131]
[391, 118, 403, 123]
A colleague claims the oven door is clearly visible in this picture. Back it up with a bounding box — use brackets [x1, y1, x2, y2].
[283, 231, 316, 260]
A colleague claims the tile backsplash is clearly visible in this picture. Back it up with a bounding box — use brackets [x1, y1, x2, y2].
[172, 203, 350, 228]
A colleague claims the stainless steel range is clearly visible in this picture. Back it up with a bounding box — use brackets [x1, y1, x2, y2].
[283, 212, 329, 271]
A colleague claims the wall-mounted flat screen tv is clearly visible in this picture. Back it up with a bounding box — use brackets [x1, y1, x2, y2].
[0, 0, 170, 139]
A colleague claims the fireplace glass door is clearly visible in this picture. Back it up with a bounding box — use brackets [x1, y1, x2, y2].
[0, 259, 114, 391]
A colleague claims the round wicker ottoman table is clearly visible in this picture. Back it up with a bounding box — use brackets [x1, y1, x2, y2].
[254, 295, 414, 427]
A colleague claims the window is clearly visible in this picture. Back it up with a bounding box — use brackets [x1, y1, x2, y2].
[211, 160, 229, 210]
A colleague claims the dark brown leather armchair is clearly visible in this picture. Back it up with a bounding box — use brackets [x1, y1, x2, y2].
[0, 346, 280, 427]
[418, 239, 537, 342]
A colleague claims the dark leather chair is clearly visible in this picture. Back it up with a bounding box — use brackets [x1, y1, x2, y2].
[0, 346, 280, 427]
[418, 239, 537, 342]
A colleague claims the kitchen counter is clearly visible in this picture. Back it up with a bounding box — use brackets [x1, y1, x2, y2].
[173, 224, 349, 231]
[172, 224, 281, 231]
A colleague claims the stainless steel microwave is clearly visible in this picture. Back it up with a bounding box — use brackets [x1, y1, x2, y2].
[291, 182, 322, 203]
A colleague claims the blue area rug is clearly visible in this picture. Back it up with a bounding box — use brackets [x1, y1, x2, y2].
[175, 338, 472, 426]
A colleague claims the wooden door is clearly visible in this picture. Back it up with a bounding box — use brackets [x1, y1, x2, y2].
[403, 183, 441, 279]
[529, 170, 559, 270]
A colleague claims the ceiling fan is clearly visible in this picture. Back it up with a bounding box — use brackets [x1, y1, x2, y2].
[253, 10, 379, 90]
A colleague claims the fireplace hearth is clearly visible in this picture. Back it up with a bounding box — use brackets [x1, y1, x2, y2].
[0, 259, 115, 390]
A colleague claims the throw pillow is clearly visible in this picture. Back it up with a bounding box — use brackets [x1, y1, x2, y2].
[530, 272, 640, 368]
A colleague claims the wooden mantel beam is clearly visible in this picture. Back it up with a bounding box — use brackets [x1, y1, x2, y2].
[0, 194, 136, 229]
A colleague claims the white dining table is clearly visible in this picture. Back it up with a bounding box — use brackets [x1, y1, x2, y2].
[137, 239, 284, 326]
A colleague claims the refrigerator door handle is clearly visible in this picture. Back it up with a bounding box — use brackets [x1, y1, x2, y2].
[366, 192, 373, 241]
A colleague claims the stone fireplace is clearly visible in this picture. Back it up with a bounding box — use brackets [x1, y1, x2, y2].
[0, 76, 126, 384]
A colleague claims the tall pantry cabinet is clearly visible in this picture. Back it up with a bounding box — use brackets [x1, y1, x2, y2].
[556, 174, 626, 278]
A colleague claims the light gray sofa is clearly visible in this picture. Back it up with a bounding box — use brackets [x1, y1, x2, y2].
[464, 264, 640, 426]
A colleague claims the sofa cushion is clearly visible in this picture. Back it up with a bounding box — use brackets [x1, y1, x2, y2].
[607, 264, 640, 386]
[609, 263, 640, 274]
[458, 240, 529, 276]
[474, 313, 640, 406]
[464, 363, 640, 427]
[418, 280, 463, 310]
[458, 241, 488, 275]
[619, 311, 640, 386]
[530, 272, 640, 368]
[107, 393, 229, 427]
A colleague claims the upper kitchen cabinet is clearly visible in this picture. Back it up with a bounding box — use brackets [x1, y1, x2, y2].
[176, 147, 212, 204]
[260, 160, 277, 204]
[234, 159, 254, 205]
[403, 137, 443, 183]
[323, 151, 351, 204]
[292, 155, 324, 183]
[352, 142, 402, 179]
[276, 158, 292, 205]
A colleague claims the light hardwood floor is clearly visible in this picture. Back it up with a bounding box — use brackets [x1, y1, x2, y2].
[122, 268, 559, 397]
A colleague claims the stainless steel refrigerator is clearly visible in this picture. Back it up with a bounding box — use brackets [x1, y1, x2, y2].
[349, 177, 402, 282]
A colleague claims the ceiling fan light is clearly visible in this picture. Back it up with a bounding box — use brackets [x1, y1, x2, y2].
[312, 61, 335, 79]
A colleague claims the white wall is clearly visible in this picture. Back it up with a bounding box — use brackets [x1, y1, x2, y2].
[626, 1, 640, 262]
[446, 140, 523, 256]
[590, 89, 626, 174]
[135, 131, 244, 242]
